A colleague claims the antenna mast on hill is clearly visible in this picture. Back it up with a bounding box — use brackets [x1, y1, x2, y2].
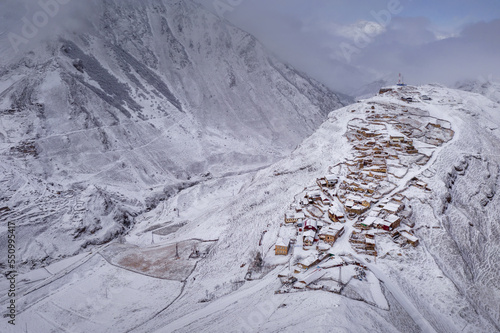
[397, 73, 406, 86]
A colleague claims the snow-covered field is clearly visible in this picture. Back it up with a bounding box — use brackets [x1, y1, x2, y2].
[2, 84, 499, 332]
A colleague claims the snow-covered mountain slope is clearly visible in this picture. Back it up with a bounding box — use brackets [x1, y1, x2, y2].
[456, 79, 500, 104]
[0, 0, 346, 268]
[4, 84, 500, 333]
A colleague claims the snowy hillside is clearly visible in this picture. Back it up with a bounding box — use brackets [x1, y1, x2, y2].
[0, 0, 346, 268]
[456, 79, 500, 104]
[3, 84, 500, 333]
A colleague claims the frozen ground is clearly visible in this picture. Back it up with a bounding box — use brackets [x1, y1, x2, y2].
[2, 84, 499, 332]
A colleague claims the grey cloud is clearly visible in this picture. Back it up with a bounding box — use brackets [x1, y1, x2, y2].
[0, 0, 95, 63]
[1, 1, 498, 95]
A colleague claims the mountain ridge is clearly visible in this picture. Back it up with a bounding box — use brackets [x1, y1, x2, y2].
[0, 0, 346, 268]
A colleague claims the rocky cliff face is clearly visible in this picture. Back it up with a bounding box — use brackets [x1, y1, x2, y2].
[0, 0, 346, 267]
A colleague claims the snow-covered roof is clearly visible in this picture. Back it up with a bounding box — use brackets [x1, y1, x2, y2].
[275, 237, 289, 247]
[317, 242, 331, 251]
[345, 193, 364, 202]
[400, 231, 419, 242]
[330, 224, 344, 232]
[361, 216, 379, 226]
[300, 268, 326, 285]
[286, 211, 305, 219]
[385, 214, 400, 223]
[365, 238, 376, 245]
[305, 219, 318, 229]
[329, 206, 342, 215]
[298, 255, 317, 267]
[380, 221, 392, 228]
[303, 229, 316, 238]
[345, 200, 354, 208]
[383, 202, 402, 212]
[307, 190, 321, 197]
[325, 175, 338, 182]
[352, 203, 367, 210]
[416, 180, 427, 187]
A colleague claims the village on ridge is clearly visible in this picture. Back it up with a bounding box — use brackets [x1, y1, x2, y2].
[272, 85, 455, 295]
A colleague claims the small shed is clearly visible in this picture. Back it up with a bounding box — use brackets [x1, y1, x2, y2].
[303, 230, 316, 246]
[400, 231, 419, 246]
[325, 175, 339, 188]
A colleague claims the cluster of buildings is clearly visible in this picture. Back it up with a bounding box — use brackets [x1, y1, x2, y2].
[275, 103, 429, 261]
[280, 183, 346, 254]
[272, 87, 457, 296]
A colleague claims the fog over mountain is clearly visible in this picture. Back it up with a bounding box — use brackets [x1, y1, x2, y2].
[199, 0, 500, 94]
[2, 0, 500, 94]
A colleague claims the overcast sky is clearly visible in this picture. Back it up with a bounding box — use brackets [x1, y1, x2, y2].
[2, 1, 499, 95]
[199, 0, 500, 94]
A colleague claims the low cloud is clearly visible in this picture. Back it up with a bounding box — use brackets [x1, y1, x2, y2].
[1, 0, 499, 96]
[215, 1, 500, 94]
[302, 16, 500, 93]
[0, 0, 94, 64]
